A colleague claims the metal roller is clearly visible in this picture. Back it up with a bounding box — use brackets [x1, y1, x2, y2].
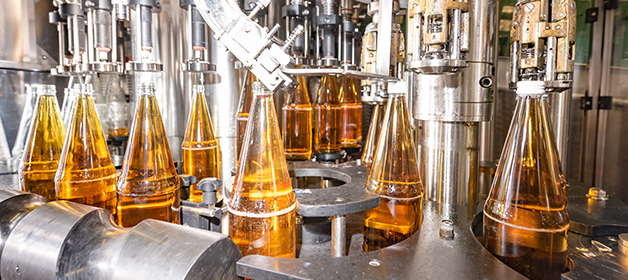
[0, 197, 241, 280]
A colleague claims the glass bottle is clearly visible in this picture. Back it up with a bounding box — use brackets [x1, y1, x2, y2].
[314, 75, 341, 153]
[182, 85, 222, 203]
[103, 73, 129, 137]
[282, 72, 313, 160]
[55, 84, 117, 214]
[11, 85, 38, 171]
[236, 71, 258, 161]
[361, 103, 385, 167]
[61, 76, 83, 129]
[363, 83, 423, 252]
[116, 83, 181, 227]
[19, 85, 66, 201]
[229, 82, 297, 258]
[86, 73, 108, 138]
[338, 77, 362, 148]
[483, 81, 568, 280]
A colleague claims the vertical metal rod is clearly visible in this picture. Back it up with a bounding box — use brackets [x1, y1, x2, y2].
[510, 42, 519, 86]
[582, 0, 605, 184]
[375, 0, 392, 76]
[450, 9, 461, 59]
[111, 12, 117, 63]
[331, 215, 346, 257]
[187, 7, 194, 60]
[412, 13, 422, 61]
[87, 11, 95, 63]
[594, 8, 616, 188]
[545, 37, 556, 81]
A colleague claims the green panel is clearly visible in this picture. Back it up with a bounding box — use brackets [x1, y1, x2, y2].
[574, 0, 594, 64]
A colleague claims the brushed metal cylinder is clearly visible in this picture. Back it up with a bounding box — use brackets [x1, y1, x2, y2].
[0, 201, 241, 280]
[0, 190, 47, 264]
[467, 0, 497, 63]
[420, 121, 479, 209]
[331, 215, 346, 257]
[413, 62, 493, 122]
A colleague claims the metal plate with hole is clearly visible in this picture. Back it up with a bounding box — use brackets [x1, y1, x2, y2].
[289, 161, 380, 217]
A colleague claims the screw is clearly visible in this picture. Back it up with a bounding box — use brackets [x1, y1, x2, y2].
[524, 3, 535, 13]
[244, 24, 251, 32]
[556, 25, 561, 30]
[439, 220, 454, 239]
[368, 259, 381, 266]
[335, 197, 345, 202]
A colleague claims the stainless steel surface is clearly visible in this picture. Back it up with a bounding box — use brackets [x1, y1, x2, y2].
[0, 199, 241, 280]
[0, 115, 10, 162]
[413, 64, 493, 122]
[375, 0, 392, 77]
[236, 201, 527, 280]
[0, 190, 47, 264]
[421, 121, 479, 210]
[567, 183, 628, 237]
[331, 215, 346, 257]
[0, 0, 59, 71]
[207, 35, 239, 186]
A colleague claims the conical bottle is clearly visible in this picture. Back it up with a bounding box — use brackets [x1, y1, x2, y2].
[182, 85, 222, 203]
[11, 85, 38, 171]
[363, 82, 423, 252]
[361, 103, 385, 167]
[338, 77, 362, 148]
[229, 82, 297, 258]
[282, 71, 313, 160]
[483, 81, 568, 280]
[236, 71, 258, 161]
[116, 83, 181, 227]
[61, 76, 84, 128]
[19, 85, 66, 201]
[86, 73, 108, 138]
[55, 83, 117, 214]
[103, 73, 129, 137]
[314, 75, 341, 153]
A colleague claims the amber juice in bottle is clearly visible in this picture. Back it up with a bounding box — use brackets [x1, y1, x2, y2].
[182, 85, 222, 203]
[229, 82, 296, 258]
[339, 77, 362, 148]
[483, 81, 568, 280]
[363, 84, 423, 252]
[282, 72, 313, 160]
[236, 72, 258, 161]
[103, 73, 129, 137]
[314, 75, 341, 153]
[116, 83, 181, 227]
[55, 84, 117, 214]
[20, 85, 66, 201]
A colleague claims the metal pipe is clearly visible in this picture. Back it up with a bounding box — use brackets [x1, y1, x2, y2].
[594, 8, 616, 188]
[331, 215, 346, 257]
[450, 9, 461, 60]
[545, 37, 557, 82]
[421, 121, 479, 218]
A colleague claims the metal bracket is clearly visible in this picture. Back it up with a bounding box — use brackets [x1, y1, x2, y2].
[599, 96, 613, 110]
[605, 0, 619, 10]
[580, 96, 593, 111]
[585, 7, 599, 23]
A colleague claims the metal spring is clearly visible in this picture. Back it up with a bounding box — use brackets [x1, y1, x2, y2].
[521, 47, 535, 59]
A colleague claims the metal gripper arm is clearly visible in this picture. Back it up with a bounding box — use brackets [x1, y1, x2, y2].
[509, 0, 577, 91]
[193, 0, 303, 91]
